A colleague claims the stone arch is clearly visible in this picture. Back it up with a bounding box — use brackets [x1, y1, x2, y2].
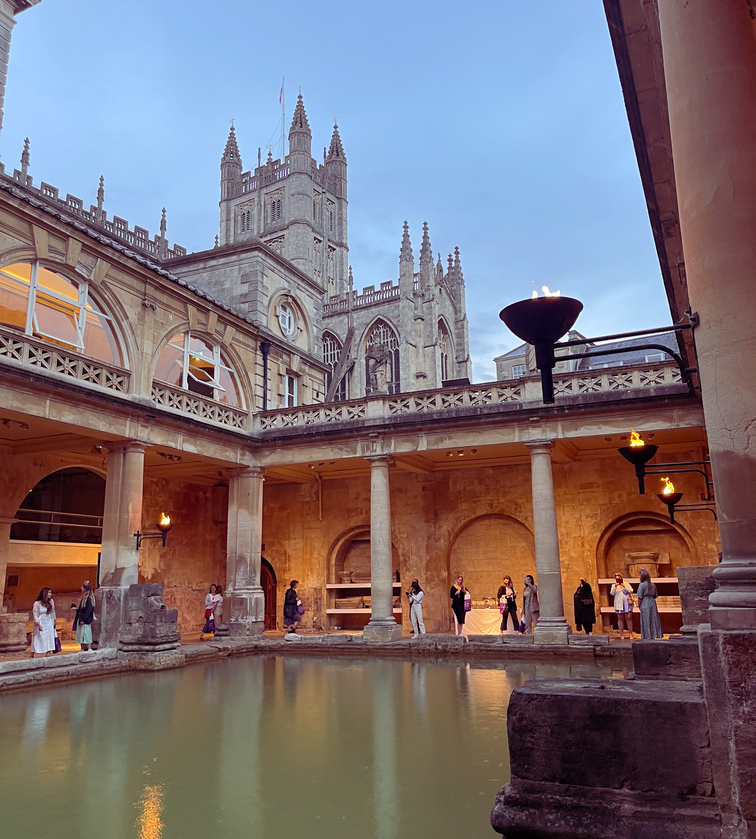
[326, 524, 401, 583]
[438, 316, 454, 382]
[447, 513, 536, 600]
[150, 324, 251, 410]
[595, 511, 698, 580]
[360, 317, 401, 395]
[268, 291, 312, 352]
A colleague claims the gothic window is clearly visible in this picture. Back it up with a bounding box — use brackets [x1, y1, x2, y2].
[365, 320, 400, 395]
[0, 260, 124, 365]
[267, 193, 283, 225]
[153, 332, 243, 407]
[323, 331, 348, 401]
[327, 245, 336, 287]
[327, 200, 335, 233]
[439, 321, 452, 382]
[239, 207, 253, 233]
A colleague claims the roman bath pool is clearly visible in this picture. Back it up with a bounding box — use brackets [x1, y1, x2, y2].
[0, 655, 628, 838]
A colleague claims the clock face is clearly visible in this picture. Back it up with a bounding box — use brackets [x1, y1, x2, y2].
[278, 303, 295, 338]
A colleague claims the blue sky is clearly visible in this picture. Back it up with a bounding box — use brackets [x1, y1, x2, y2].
[2, 0, 668, 382]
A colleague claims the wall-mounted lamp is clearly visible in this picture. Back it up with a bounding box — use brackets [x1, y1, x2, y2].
[617, 430, 659, 495]
[135, 513, 173, 550]
[657, 477, 684, 524]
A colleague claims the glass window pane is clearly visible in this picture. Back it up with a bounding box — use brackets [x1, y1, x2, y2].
[37, 265, 79, 301]
[83, 310, 119, 365]
[1, 263, 32, 284]
[217, 365, 241, 407]
[0, 271, 29, 329]
[154, 342, 184, 387]
[34, 290, 80, 346]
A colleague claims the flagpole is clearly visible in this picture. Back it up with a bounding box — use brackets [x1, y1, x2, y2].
[280, 76, 285, 159]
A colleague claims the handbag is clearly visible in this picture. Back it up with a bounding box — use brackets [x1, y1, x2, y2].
[297, 599, 305, 616]
[519, 620, 526, 633]
[463, 592, 472, 612]
[499, 597, 508, 617]
[54, 633, 62, 653]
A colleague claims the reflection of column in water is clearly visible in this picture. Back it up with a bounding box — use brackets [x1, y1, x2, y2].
[370, 661, 399, 839]
[216, 659, 264, 824]
[454, 662, 472, 719]
[534, 662, 573, 680]
[137, 783, 165, 839]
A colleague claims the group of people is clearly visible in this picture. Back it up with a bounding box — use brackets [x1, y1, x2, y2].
[573, 570, 664, 640]
[30, 581, 96, 657]
[201, 583, 224, 637]
[448, 574, 541, 636]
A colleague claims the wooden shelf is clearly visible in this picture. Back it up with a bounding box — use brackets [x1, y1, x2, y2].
[326, 608, 403, 614]
[598, 578, 678, 584]
[326, 582, 401, 589]
[599, 606, 681, 614]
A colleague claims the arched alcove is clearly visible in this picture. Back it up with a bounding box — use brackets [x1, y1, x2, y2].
[448, 514, 535, 600]
[6, 467, 104, 613]
[261, 557, 277, 630]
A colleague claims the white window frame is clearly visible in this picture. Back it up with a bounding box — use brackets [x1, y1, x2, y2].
[285, 373, 297, 408]
[511, 364, 526, 378]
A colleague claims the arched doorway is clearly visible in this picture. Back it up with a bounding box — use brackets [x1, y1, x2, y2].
[6, 467, 104, 614]
[261, 557, 277, 630]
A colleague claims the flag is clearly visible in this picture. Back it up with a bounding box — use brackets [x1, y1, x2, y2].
[279, 77, 284, 104]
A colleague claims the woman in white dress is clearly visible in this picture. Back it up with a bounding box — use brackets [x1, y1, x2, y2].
[31, 587, 56, 658]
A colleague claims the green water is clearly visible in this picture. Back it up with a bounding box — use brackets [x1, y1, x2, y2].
[0, 656, 625, 838]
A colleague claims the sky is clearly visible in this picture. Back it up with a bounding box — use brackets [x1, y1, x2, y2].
[1, 0, 669, 383]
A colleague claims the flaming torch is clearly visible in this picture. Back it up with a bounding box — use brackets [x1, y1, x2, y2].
[657, 477, 683, 524]
[135, 513, 174, 550]
[618, 430, 659, 495]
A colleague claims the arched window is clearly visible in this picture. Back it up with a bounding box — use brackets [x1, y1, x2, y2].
[365, 320, 400, 395]
[323, 331, 348, 401]
[11, 467, 105, 544]
[0, 261, 124, 365]
[153, 332, 243, 407]
[439, 320, 452, 382]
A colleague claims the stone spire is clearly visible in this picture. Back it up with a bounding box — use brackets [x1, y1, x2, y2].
[419, 221, 433, 268]
[289, 93, 311, 134]
[20, 136, 29, 179]
[221, 123, 241, 165]
[158, 207, 167, 259]
[160, 207, 167, 238]
[400, 221, 413, 264]
[327, 122, 346, 160]
[453, 246, 464, 284]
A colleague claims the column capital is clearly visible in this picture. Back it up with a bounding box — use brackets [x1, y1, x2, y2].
[365, 454, 394, 467]
[525, 439, 554, 455]
[229, 465, 265, 480]
[103, 440, 148, 456]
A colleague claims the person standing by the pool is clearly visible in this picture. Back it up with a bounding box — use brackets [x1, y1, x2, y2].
[407, 579, 426, 638]
[521, 574, 540, 634]
[449, 574, 468, 635]
[31, 587, 56, 658]
[497, 575, 519, 633]
[283, 580, 302, 634]
[610, 572, 635, 639]
[201, 584, 217, 637]
[72, 580, 95, 651]
[213, 584, 224, 628]
[637, 568, 664, 640]
[573, 578, 596, 635]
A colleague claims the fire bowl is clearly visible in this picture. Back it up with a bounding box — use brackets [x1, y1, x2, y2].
[499, 296, 584, 346]
[618, 445, 659, 467]
[658, 492, 683, 507]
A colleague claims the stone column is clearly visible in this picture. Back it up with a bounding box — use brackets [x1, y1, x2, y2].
[526, 440, 569, 645]
[363, 455, 402, 642]
[657, 3, 756, 834]
[0, 513, 26, 651]
[0, 514, 15, 607]
[225, 466, 265, 637]
[98, 441, 145, 647]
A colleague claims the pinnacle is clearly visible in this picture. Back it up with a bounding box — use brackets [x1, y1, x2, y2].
[290, 93, 311, 134]
[327, 123, 346, 161]
[400, 221, 413, 263]
[419, 221, 433, 266]
[222, 124, 241, 164]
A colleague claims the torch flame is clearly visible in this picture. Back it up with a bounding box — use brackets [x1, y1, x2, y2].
[531, 285, 561, 299]
[660, 477, 675, 496]
[629, 430, 645, 448]
[159, 512, 171, 526]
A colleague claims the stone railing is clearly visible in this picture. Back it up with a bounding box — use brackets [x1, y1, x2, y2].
[255, 363, 685, 433]
[239, 162, 290, 194]
[0, 326, 130, 393]
[323, 281, 402, 316]
[151, 382, 247, 429]
[2, 170, 186, 260]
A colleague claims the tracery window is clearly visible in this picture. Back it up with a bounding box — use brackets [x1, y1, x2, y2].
[365, 320, 400, 395]
[267, 193, 283, 224]
[239, 207, 252, 232]
[439, 321, 451, 382]
[153, 332, 243, 407]
[0, 260, 123, 365]
[323, 331, 348, 401]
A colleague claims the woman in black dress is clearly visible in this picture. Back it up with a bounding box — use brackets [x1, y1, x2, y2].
[449, 574, 468, 635]
[573, 578, 596, 635]
[497, 575, 519, 633]
[283, 580, 301, 634]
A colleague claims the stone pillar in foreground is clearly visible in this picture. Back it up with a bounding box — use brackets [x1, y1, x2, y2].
[658, 2, 756, 834]
[363, 454, 401, 642]
[98, 441, 146, 648]
[225, 466, 265, 637]
[526, 440, 569, 645]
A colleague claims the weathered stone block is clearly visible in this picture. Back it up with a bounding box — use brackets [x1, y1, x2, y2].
[0, 612, 27, 652]
[123, 649, 186, 670]
[119, 583, 180, 652]
[633, 636, 701, 680]
[678, 566, 717, 632]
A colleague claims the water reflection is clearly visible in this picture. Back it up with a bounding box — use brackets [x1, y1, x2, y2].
[0, 656, 627, 838]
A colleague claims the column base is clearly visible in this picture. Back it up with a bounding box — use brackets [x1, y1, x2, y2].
[0, 612, 27, 652]
[227, 588, 265, 638]
[96, 585, 128, 649]
[363, 619, 402, 643]
[534, 618, 570, 646]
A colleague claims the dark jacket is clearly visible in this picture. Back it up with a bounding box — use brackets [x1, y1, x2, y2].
[73, 595, 95, 630]
[450, 586, 467, 623]
[573, 582, 596, 627]
[283, 587, 299, 620]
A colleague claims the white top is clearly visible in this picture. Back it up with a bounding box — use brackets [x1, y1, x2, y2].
[408, 590, 424, 605]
